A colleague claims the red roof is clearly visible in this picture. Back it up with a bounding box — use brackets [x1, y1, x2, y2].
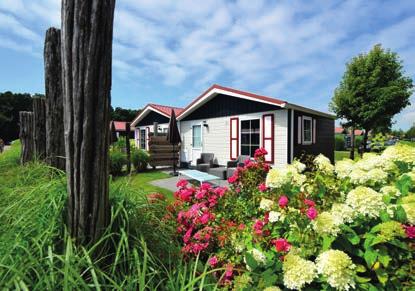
[335, 127, 364, 135]
[178, 84, 286, 118]
[149, 104, 183, 117]
[335, 127, 345, 134]
[112, 121, 130, 132]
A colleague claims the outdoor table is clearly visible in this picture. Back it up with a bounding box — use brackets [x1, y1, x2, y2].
[178, 169, 221, 186]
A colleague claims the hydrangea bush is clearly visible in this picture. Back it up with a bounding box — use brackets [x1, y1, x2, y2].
[170, 144, 415, 290]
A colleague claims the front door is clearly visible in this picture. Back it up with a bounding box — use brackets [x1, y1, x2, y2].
[191, 124, 202, 165]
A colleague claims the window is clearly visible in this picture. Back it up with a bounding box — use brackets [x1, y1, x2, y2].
[302, 116, 312, 144]
[241, 119, 260, 157]
[163, 128, 168, 133]
[140, 129, 146, 149]
[192, 125, 202, 148]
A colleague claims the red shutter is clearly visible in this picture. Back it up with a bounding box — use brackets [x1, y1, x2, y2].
[146, 127, 150, 150]
[230, 117, 239, 160]
[262, 114, 274, 163]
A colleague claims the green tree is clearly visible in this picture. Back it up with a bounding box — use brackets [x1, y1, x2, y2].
[406, 123, 415, 139]
[110, 106, 140, 122]
[0, 91, 33, 143]
[330, 44, 413, 155]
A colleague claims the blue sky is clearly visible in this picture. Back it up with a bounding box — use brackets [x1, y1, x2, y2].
[0, 0, 414, 129]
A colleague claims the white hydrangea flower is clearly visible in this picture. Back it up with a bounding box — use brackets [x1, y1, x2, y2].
[312, 211, 341, 236]
[355, 153, 382, 171]
[260, 198, 274, 211]
[349, 168, 369, 185]
[263, 287, 282, 291]
[346, 186, 385, 218]
[365, 168, 388, 184]
[283, 253, 317, 290]
[292, 160, 306, 173]
[349, 168, 388, 185]
[401, 195, 415, 225]
[266, 166, 306, 189]
[314, 154, 334, 175]
[335, 159, 355, 179]
[316, 250, 356, 291]
[268, 210, 281, 223]
[245, 248, 267, 270]
[381, 144, 415, 165]
[330, 203, 354, 224]
[380, 185, 401, 197]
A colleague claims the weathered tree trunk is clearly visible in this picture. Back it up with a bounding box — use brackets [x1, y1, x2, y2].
[361, 129, 369, 157]
[44, 27, 66, 171]
[349, 127, 355, 160]
[33, 98, 47, 160]
[125, 122, 131, 173]
[19, 111, 34, 164]
[62, 0, 116, 244]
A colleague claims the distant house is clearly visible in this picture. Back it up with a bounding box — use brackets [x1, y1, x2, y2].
[177, 84, 335, 166]
[131, 104, 183, 150]
[335, 127, 364, 136]
[111, 121, 134, 138]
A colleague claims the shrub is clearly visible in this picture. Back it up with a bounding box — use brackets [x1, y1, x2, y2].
[171, 145, 415, 290]
[335, 134, 346, 151]
[131, 148, 149, 172]
[110, 150, 127, 176]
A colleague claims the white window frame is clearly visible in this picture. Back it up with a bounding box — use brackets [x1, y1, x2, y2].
[302, 116, 313, 145]
[239, 117, 261, 158]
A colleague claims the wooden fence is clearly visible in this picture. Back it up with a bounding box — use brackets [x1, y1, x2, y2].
[148, 126, 180, 168]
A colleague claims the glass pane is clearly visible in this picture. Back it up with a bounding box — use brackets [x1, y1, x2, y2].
[193, 125, 202, 147]
[241, 120, 250, 130]
[251, 119, 260, 130]
[303, 119, 312, 142]
[251, 133, 260, 145]
[304, 130, 311, 142]
[241, 133, 250, 144]
[241, 145, 250, 155]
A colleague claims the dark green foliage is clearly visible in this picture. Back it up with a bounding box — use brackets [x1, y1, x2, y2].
[406, 123, 415, 138]
[335, 134, 346, 151]
[111, 106, 140, 122]
[331, 44, 413, 151]
[110, 150, 127, 176]
[0, 91, 35, 143]
[131, 148, 150, 172]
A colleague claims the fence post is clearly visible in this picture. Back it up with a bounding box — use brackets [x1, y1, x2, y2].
[125, 122, 131, 173]
[33, 98, 47, 160]
[62, 0, 115, 245]
[153, 122, 158, 136]
[44, 27, 66, 170]
[19, 111, 34, 164]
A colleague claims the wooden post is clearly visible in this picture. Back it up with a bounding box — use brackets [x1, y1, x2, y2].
[19, 111, 34, 164]
[125, 122, 131, 173]
[44, 27, 66, 170]
[62, 0, 115, 244]
[33, 98, 47, 160]
[153, 122, 158, 136]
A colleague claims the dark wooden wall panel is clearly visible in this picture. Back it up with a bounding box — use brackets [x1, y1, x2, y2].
[293, 110, 335, 162]
[136, 111, 169, 127]
[181, 94, 281, 121]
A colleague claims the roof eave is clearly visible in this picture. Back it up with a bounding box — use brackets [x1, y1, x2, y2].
[285, 103, 336, 119]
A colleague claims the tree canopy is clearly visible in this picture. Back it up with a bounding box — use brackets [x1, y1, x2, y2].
[0, 91, 34, 143]
[110, 106, 140, 122]
[330, 44, 413, 151]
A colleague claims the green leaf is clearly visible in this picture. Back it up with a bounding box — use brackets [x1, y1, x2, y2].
[395, 174, 412, 195]
[363, 249, 378, 267]
[370, 236, 387, 246]
[244, 252, 258, 270]
[379, 210, 391, 222]
[394, 205, 407, 223]
[322, 235, 335, 251]
[356, 264, 366, 273]
[344, 228, 360, 245]
[378, 253, 391, 268]
[261, 269, 278, 286]
[355, 275, 372, 283]
[375, 268, 388, 285]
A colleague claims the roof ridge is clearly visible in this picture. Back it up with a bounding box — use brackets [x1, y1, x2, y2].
[149, 103, 184, 109]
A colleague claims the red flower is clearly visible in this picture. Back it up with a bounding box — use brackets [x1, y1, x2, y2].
[304, 199, 316, 207]
[253, 219, 265, 235]
[273, 238, 291, 252]
[254, 148, 268, 159]
[404, 225, 415, 239]
[278, 195, 289, 208]
[306, 207, 318, 220]
[208, 256, 218, 267]
[176, 179, 188, 188]
[227, 174, 238, 184]
[258, 183, 268, 192]
[238, 223, 245, 230]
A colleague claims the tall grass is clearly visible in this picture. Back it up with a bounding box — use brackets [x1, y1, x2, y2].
[0, 142, 221, 290]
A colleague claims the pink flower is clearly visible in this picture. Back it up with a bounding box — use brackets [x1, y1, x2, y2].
[178, 188, 194, 202]
[278, 195, 289, 208]
[404, 225, 415, 239]
[253, 219, 264, 235]
[214, 187, 227, 197]
[208, 256, 218, 267]
[306, 207, 318, 220]
[176, 179, 188, 188]
[199, 212, 211, 224]
[225, 264, 233, 278]
[258, 183, 268, 192]
[195, 190, 207, 200]
[200, 183, 211, 191]
[183, 228, 193, 243]
[273, 238, 291, 252]
[238, 223, 245, 230]
[254, 148, 268, 159]
[304, 199, 316, 207]
[227, 174, 238, 184]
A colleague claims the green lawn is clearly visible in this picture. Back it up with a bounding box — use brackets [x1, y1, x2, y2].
[335, 150, 359, 162]
[113, 170, 174, 200]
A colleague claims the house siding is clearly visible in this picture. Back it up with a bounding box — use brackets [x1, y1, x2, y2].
[180, 109, 288, 168]
[136, 111, 169, 127]
[293, 110, 335, 162]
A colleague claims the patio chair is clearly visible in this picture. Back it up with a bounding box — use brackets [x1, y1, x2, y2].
[226, 155, 250, 178]
[196, 153, 218, 173]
